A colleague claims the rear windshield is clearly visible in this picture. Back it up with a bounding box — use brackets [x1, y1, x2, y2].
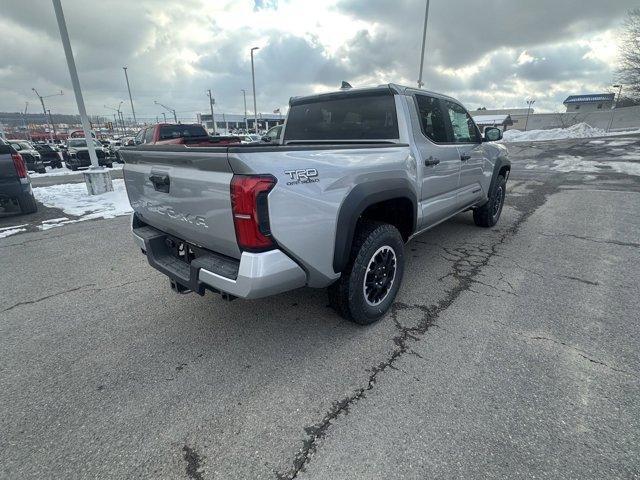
[158, 125, 207, 140]
[284, 91, 399, 142]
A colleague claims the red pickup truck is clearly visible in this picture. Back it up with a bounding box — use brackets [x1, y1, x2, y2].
[132, 123, 240, 147]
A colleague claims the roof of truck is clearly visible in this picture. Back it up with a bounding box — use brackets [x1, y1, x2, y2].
[289, 83, 460, 105]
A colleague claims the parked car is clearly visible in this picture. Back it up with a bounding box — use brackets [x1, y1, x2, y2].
[241, 134, 262, 143]
[262, 124, 283, 143]
[33, 143, 63, 169]
[132, 123, 241, 147]
[7, 140, 46, 173]
[0, 138, 37, 214]
[64, 138, 113, 170]
[122, 83, 509, 325]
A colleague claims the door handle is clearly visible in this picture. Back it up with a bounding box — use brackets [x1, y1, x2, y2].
[424, 157, 440, 166]
[460, 153, 471, 161]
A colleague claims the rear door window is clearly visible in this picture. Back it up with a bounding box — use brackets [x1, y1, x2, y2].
[442, 100, 480, 143]
[284, 91, 399, 142]
[414, 94, 449, 143]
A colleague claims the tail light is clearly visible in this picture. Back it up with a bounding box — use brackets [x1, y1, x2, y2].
[11, 152, 27, 178]
[230, 174, 276, 251]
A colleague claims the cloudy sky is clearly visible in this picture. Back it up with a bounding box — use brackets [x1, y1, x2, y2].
[0, 0, 636, 122]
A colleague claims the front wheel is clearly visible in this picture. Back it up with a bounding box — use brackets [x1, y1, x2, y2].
[328, 222, 405, 325]
[473, 174, 506, 228]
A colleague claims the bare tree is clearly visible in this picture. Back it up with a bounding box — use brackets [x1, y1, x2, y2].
[617, 9, 640, 98]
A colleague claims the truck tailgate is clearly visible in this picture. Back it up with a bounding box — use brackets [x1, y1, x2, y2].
[121, 147, 240, 259]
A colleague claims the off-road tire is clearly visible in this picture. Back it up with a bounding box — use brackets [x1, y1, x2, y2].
[328, 221, 405, 325]
[473, 174, 506, 227]
[17, 193, 37, 214]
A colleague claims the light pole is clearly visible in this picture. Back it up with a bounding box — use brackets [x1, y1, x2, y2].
[122, 66, 137, 126]
[47, 109, 58, 141]
[417, 0, 430, 88]
[161, 112, 167, 123]
[154, 100, 177, 123]
[22, 102, 31, 141]
[607, 84, 623, 133]
[32, 88, 63, 142]
[251, 47, 259, 133]
[240, 88, 249, 134]
[524, 99, 535, 131]
[241, 89, 248, 132]
[52, 0, 111, 194]
[207, 89, 216, 134]
[105, 102, 124, 136]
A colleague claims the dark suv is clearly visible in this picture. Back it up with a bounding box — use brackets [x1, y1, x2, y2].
[33, 144, 64, 169]
[0, 138, 37, 215]
[64, 138, 112, 170]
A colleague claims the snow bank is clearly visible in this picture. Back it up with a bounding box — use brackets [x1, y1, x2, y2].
[32, 179, 132, 221]
[503, 123, 609, 142]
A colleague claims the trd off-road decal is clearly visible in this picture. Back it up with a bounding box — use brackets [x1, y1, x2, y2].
[284, 168, 319, 185]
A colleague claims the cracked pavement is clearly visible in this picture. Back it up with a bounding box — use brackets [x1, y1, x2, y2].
[1, 136, 639, 479]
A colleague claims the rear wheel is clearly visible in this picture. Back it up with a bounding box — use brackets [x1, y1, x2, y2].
[473, 174, 506, 227]
[328, 221, 405, 325]
[17, 193, 37, 214]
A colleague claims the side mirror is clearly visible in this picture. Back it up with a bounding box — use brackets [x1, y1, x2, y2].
[262, 136, 271, 142]
[484, 127, 502, 142]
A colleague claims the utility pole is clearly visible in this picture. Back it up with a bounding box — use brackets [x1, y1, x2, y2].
[251, 47, 259, 133]
[122, 66, 137, 125]
[417, 0, 430, 88]
[52, 0, 112, 194]
[607, 84, 623, 133]
[154, 100, 177, 123]
[241, 89, 248, 132]
[47, 109, 58, 141]
[524, 99, 535, 131]
[207, 89, 216, 134]
[32, 88, 63, 142]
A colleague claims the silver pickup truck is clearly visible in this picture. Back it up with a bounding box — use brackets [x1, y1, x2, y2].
[122, 84, 510, 324]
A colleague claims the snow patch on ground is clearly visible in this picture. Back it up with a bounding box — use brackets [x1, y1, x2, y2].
[30, 163, 123, 178]
[33, 179, 132, 222]
[547, 155, 640, 177]
[503, 123, 640, 143]
[0, 227, 27, 238]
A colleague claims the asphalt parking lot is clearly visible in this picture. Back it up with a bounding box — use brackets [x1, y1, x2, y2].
[1, 136, 639, 479]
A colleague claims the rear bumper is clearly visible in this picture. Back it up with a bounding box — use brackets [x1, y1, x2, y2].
[132, 221, 306, 299]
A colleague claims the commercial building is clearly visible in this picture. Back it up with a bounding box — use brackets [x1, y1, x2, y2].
[563, 94, 615, 113]
[196, 112, 285, 133]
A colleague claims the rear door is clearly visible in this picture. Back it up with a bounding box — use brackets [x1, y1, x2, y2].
[440, 99, 487, 207]
[410, 93, 462, 228]
[122, 147, 241, 259]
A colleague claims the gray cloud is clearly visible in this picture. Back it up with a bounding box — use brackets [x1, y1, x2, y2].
[0, 0, 632, 121]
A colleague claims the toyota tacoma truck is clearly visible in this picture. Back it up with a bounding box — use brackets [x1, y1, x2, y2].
[122, 84, 510, 324]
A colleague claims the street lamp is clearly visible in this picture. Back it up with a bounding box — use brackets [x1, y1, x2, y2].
[32, 88, 63, 142]
[417, 0, 431, 88]
[241, 89, 248, 132]
[251, 47, 259, 133]
[105, 101, 124, 136]
[607, 84, 623, 132]
[206, 89, 216, 134]
[154, 100, 177, 123]
[524, 99, 535, 131]
[161, 112, 167, 123]
[122, 66, 137, 126]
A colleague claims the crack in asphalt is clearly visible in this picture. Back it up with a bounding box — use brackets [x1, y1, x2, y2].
[559, 275, 600, 286]
[1, 283, 96, 313]
[540, 232, 640, 249]
[275, 181, 559, 480]
[530, 336, 637, 378]
[182, 445, 205, 480]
